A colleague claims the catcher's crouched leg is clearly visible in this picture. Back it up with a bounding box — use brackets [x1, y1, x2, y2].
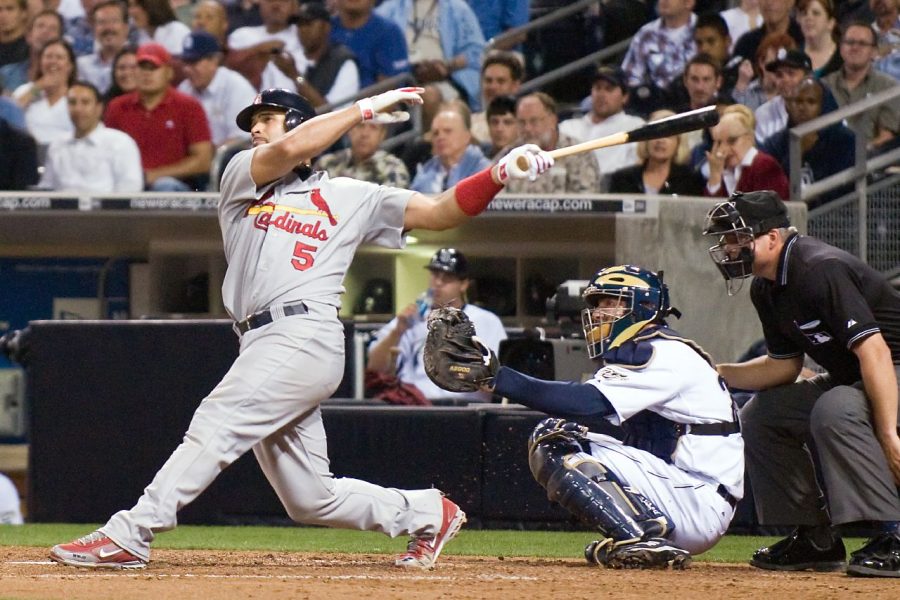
[527, 418, 690, 570]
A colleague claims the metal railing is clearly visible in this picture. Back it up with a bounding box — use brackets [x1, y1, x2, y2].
[791, 85, 900, 269]
[484, 0, 599, 53]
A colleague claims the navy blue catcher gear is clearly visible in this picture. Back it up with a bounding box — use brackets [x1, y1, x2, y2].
[236, 88, 316, 132]
[581, 265, 677, 358]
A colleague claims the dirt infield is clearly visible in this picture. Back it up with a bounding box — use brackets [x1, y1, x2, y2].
[2, 546, 896, 600]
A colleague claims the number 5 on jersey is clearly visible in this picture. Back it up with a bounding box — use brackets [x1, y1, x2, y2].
[292, 241, 318, 271]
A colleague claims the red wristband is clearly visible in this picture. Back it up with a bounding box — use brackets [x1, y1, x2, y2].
[455, 167, 503, 216]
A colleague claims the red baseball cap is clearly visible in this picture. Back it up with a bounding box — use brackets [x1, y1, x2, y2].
[136, 43, 171, 67]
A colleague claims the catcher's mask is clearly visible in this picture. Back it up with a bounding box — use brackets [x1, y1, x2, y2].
[581, 265, 678, 359]
[703, 191, 790, 295]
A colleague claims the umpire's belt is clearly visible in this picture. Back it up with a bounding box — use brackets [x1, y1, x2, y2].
[234, 301, 308, 335]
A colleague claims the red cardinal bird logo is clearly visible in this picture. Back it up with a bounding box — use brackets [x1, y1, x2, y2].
[310, 188, 337, 226]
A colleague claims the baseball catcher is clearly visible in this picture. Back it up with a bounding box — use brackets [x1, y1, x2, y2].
[424, 265, 744, 569]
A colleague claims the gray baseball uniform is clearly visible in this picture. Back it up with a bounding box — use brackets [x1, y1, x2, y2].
[101, 148, 445, 561]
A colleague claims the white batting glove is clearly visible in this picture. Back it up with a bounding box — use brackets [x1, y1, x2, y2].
[496, 144, 554, 183]
[357, 87, 425, 124]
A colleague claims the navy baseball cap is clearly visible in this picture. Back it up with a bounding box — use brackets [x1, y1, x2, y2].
[593, 65, 628, 92]
[425, 248, 469, 277]
[296, 2, 331, 24]
[765, 48, 812, 73]
[180, 31, 221, 63]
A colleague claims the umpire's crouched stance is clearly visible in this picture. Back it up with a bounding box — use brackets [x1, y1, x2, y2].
[423, 265, 744, 568]
[705, 191, 900, 577]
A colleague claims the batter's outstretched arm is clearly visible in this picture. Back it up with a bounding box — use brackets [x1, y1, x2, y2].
[251, 88, 426, 186]
[251, 105, 362, 185]
[403, 144, 555, 231]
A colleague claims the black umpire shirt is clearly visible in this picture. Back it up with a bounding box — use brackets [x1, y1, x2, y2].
[750, 233, 900, 385]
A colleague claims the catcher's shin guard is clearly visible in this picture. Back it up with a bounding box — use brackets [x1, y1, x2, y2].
[528, 418, 673, 543]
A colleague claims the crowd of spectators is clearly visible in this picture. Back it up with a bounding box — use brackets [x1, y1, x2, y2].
[0, 0, 897, 205]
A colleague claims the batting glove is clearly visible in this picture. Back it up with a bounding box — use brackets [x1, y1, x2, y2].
[357, 87, 425, 124]
[496, 144, 554, 183]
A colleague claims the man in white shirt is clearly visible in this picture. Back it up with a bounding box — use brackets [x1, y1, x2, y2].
[367, 248, 507, 403]
[559, 66, 645, 188]
[177, 31, 256, 147]
[76, 0, 130, 94]
[41, 81, 143, 192]
[229, 0, 307, 90]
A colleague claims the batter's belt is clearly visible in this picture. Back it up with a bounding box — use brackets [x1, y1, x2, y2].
[233, 301, 308, 335]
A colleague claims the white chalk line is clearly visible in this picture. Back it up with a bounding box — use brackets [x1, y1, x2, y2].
[4, 562, 538, 581]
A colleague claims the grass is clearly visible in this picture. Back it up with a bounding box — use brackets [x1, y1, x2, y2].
[0, 524, 868, 563]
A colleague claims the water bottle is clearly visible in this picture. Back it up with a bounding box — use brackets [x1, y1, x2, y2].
[414, 289, 433, 321]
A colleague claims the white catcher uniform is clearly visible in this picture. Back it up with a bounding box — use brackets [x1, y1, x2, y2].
[100, 149, 446, 561]
[580, 332, 744, 554]
[372, 303, 507, 402]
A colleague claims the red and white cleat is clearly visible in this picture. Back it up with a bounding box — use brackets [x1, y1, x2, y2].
[50, 531, 146, 569]
[395, 497, 466, 569]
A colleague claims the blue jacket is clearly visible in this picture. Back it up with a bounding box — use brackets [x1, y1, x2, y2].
[376, 0, 486, 110]
[410, 144, 490, 193]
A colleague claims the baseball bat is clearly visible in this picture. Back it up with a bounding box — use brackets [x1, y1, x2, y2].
[515, 105, 720, 171]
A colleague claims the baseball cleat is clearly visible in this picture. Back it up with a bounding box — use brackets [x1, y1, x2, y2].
[750, 527, 846, 572]
[50, 531, 146, 569]
[395, 496, 466, 569]
[602, 538, 692, 570]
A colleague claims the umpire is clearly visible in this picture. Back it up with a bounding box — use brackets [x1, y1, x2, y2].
[703, 191, 900, 578]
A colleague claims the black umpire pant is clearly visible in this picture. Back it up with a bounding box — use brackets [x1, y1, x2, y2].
[741, 366, 900, 527]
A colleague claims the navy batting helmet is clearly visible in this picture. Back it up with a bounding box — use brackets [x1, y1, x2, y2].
[236, 88, 316, 133]
[425, 248, 469, 277]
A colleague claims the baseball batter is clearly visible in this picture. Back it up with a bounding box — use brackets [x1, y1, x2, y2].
[49, 87, 555, 570]
[424, 265, 744, 568]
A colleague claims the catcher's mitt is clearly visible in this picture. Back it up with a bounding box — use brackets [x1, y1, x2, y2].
[423, 306, 498, 393]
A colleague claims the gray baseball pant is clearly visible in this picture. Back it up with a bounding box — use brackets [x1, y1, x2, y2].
[740, 366, 900, 527]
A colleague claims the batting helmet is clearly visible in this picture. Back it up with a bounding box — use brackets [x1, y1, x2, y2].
[235, 88, 316, 133]
[425, 248, 469, 277]
[581, 265, 674, 358]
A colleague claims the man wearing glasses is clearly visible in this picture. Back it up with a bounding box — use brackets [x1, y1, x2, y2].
[822, 21, 899, 151]
[104, 42, 214, 191]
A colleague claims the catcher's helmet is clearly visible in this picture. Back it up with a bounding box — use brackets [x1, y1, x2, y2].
[236, 88, 316, 133]
[702, 191, 790, 293]
[425, 248, 469, 277]
[581, 265, 675, 358]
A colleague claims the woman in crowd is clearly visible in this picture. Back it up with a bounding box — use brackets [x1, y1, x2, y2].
[732, 32, 797, 111]
[128, 0, 191, 55]
[797, 0, 842, 77]
[705, 103, 789, 200]
[608, 109, 705, 196]
[103, 46, 139, 102]
[12, 38, 75, 146]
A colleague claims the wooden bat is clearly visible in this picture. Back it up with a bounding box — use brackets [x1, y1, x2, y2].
[515, 105, 720, 171]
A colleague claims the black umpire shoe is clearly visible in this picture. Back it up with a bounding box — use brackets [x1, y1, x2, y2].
[846, 532, 900, 578]
[750, 527, 846, 572]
